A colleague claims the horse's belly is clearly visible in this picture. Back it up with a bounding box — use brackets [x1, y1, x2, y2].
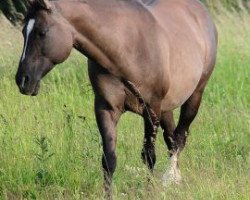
[162, 89, 193, 111]
[161, 65, 203, 111]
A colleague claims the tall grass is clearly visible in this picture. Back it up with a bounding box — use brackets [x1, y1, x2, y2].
[203, 0, 250, 10]
[0, 6, 249, 200]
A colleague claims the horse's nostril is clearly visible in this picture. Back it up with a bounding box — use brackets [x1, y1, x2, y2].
[24, 75, 30, 84]
[21, 75, 31, 89]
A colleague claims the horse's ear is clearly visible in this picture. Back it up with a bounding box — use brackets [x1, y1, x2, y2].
[27, 0, 52, 11]
[27, 0, 35, 6]
[35, 0, 52, 11]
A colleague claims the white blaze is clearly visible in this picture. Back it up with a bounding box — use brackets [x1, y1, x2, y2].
[21, 19, 35, 62]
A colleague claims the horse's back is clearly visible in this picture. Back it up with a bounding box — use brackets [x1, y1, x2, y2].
[149, 0, 217, 66]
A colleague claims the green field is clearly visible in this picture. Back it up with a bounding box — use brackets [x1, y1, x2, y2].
[0, 7, 249, 200]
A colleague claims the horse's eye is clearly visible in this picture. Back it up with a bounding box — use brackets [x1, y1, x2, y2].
[38, 30, 47, 38]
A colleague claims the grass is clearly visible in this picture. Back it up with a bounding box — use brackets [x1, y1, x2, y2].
[0, 8, 249, 200]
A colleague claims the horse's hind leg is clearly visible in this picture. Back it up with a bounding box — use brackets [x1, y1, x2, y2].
[174, 90, 204, 151]
[160, 111, 176, 155]
[162, 90, 204, 185]
[160, 111, 182, 184]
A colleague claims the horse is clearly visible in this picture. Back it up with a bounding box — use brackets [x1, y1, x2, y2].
[15, 0, 217, 198]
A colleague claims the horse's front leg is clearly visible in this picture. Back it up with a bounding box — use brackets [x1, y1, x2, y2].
[141, 106, 161, 172]
[95, 96, 122, 199]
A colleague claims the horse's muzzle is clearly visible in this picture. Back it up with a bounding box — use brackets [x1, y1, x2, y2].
[16, 74, 40, 96]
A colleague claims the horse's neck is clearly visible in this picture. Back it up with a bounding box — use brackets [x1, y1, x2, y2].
[56, 1, 130, 75]
[55, 1, 154, 78]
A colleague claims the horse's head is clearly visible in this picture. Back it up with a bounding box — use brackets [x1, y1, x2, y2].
[16, 0, 74, 96]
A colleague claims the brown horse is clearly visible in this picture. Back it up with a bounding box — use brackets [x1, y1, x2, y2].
[15, 0, 217, 198]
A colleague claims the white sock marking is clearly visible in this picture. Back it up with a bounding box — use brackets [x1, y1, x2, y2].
[162, 152, 182, 186]
[21, 19, 35, 62]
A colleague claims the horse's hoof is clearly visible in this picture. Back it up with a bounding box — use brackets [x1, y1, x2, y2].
[161, 166, 182, 186]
